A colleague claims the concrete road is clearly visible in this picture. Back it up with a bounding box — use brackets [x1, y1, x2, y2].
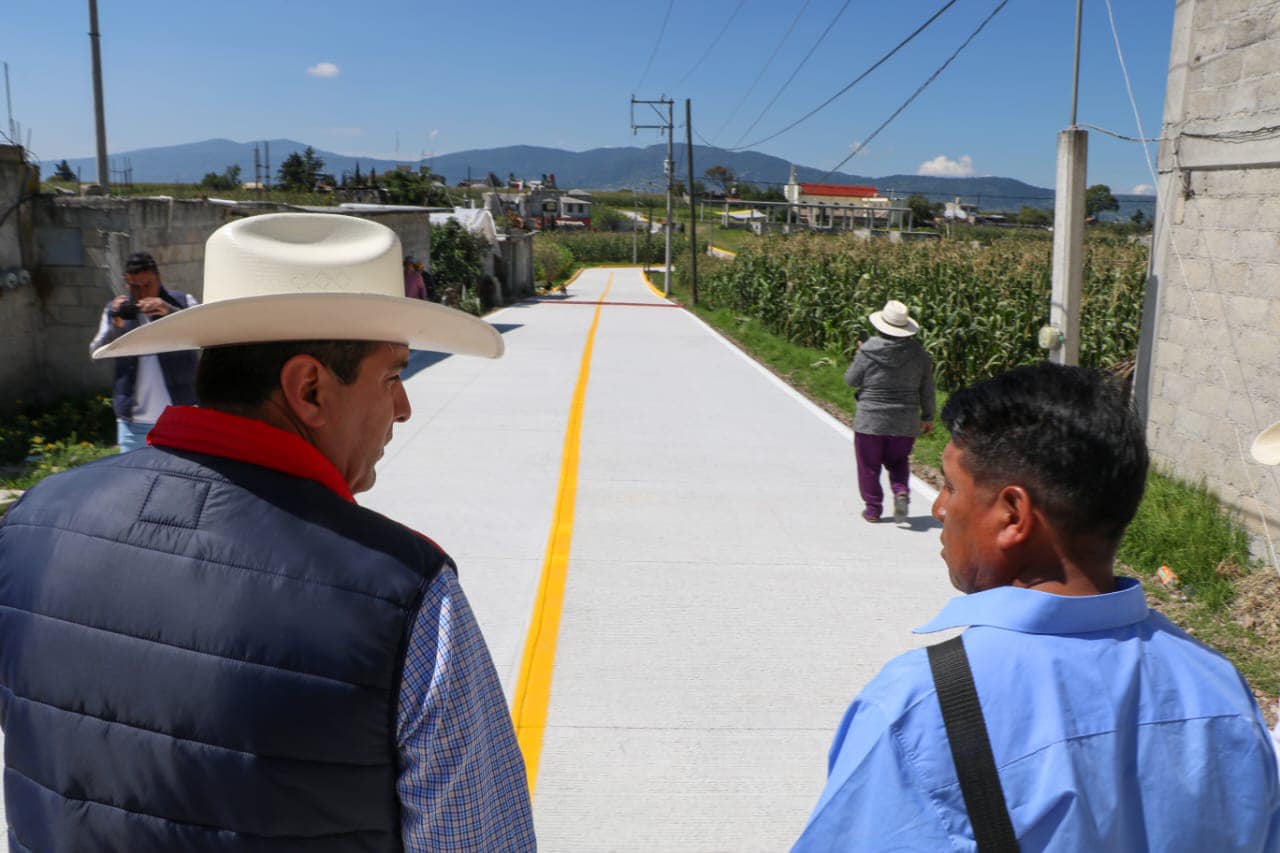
[0, 266, 955, 852]
[364, 266, 957, 851]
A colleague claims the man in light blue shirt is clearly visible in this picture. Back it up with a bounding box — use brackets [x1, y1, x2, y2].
[796, 363, 1280, 851]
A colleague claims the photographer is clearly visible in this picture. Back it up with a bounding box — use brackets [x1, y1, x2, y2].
[89, 251, 199, 451]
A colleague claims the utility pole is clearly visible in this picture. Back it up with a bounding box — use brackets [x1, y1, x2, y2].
[1046, 0, 1088, 365]
[685, 98, 698, 305]
[88, 0, 110, 192]
[632, 187, 638, 263]
[631, 96, 674, 296]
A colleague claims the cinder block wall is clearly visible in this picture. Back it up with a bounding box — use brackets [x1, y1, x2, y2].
[0, 198, 436, 407]
[1142, 0, 1280, 535]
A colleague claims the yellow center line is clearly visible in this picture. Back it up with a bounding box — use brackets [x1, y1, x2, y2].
[512, 270, 614, 797]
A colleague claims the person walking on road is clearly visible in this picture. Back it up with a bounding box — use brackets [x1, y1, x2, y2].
[2, 214, 535, 851]
[844, 299, 935, 524]
[796, 363, 1280, 851]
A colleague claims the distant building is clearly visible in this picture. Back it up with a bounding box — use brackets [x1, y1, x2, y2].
[944, 197, 979, 222]
[783, 164, 891, 228]
[558, 195, 592, 227]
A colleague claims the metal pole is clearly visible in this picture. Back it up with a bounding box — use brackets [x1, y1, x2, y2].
[88, 0, 110, 191]
[1070, 0, 1084, 127]
[632, 188, 638, 263]
[664, 101, 673, 298]
[685, 98, 698, 305]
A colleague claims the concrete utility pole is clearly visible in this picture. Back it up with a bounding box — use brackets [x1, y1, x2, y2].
[631, 96, 675, 296]
[685, 98, 698, 305]
[1047, 0, 1087, 365]
[88, 0, 110, 192]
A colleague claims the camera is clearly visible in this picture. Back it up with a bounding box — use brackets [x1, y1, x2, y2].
[110, 297, 138, 321]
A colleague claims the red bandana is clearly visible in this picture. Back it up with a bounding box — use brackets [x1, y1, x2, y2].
[147, 406, 355, 503]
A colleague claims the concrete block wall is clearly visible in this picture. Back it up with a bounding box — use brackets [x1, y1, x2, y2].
[1143, 0, 1280, 536]
[0, 197, 437, 407]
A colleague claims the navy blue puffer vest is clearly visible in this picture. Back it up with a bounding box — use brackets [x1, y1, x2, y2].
[0, 446, 450, 851]
[110, 287, 199, 419]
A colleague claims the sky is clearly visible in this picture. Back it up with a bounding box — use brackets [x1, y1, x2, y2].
[4, 1, 1175, 193]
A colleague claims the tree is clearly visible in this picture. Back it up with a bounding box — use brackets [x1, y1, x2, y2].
[1131, 208, 1147, 226]
[704, 165, 736, 196]
[53, 160, 76, 181]
[199, 164, 242, 192]
[277, 146, 325, 192]
[380, 167, 450, 206]
[1017, 205, 1052, 227]
[1085, 184, 1119, 219]
[906, 194, 935, 225]
[431, 219, 489, 304]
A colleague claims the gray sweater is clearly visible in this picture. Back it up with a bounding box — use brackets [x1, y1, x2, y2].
[844, 336, 937, 436]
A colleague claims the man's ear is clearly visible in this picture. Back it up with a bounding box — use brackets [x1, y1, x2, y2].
[994, 485, 1035, 549]
[277, 355, 329, 429]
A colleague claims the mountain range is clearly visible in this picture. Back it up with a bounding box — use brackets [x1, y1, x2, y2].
[49, 138, 1152, 214]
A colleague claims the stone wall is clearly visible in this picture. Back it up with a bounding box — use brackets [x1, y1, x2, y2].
[1140, 0, 1280, 536]
[0, 194, 436, 407]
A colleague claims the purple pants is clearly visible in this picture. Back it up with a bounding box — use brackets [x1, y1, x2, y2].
[854, 433, 915, 520]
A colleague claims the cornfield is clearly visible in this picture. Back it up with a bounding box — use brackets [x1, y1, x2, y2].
[700, 233, 1148, 389]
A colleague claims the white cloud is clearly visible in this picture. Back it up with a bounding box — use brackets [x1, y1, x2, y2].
[429, 129, 440, 140]
[326, 127, 364, 137]
[1130, 183, 1155, 195]
[917, 154, 976, 178]
[306, 62, 340, 78]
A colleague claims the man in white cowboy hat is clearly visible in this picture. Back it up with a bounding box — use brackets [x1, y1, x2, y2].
[0, 213, 534, 851]
[844, 298, 936, 525]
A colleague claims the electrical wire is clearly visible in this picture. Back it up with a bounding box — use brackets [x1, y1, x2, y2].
[675, 0, 749, 87]
[1101, 0, 1280, 574]
[728, 0, 856, 148]
[818, 0, 1008, 181]
[635, 0, 677, 94]
[710, 0, 813, 143]
[727, 0, 961, 152]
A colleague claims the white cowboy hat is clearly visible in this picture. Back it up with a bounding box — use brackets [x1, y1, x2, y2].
[868, 299, 920, 337]
[92, 212, 503, 359]
[1251, 420, 1280, 466]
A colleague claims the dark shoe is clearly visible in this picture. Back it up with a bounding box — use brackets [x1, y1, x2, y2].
[893, 492, 909, 524]
[862, 510, 881, 523]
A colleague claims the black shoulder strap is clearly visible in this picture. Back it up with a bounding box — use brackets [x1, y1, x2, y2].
[927, 636, 1020, 852]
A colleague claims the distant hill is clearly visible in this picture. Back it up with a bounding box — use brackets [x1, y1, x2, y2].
[48, 138, 1151, 217]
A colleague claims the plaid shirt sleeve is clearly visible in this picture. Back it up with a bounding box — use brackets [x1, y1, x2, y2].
[397, 568, 536, 851]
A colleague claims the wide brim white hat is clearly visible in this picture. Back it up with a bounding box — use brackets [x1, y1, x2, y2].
[93, 212, 503, 359]
[868, 299, 920, 337]
[1251, 420, 1280, 465]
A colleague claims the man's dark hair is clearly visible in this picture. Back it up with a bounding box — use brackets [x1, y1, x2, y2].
[196, 340, 382, 410]
[125, 252, 159, 275]
[941, 362, 1148, 543]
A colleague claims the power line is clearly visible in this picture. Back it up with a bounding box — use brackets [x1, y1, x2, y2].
[675, 0, 748, 87]
[710, 0, 813, 142]
[819, 0, 1009, 181]
[727, 0, 961, 152]
[729, 0, 854, 148]
[635, 0, 676, 93]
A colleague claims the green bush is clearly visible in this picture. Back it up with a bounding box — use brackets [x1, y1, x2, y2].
[0, 395, 115, 465]
[533, 239, 575, 285]
[2, 436, 117, 490]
